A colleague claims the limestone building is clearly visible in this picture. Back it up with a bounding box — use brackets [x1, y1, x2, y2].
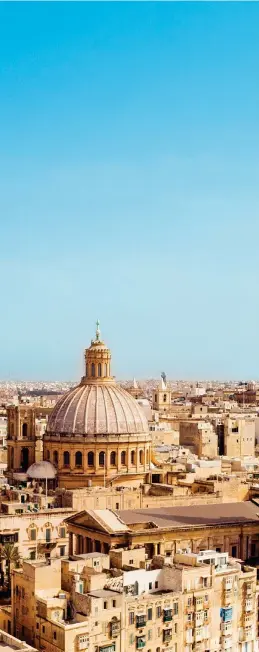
[7, 546, 259, 652]
[66, 502, 259, 561]
[179, 419, 218, 458]
[43, 323, 152, 488]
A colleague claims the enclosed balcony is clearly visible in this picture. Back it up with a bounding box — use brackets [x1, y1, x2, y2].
[163, 609, 172, 623]
[163, 629, 172, 643]
[136, 637, 146, 649]
[136, 616, 146, 629]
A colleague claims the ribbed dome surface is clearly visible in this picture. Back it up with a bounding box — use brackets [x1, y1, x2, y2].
[47, 384, 148, 436]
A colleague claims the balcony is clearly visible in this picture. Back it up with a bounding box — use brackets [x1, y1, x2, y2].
[163, 611, 172, 623]
[244, 599, 253, 612]
[136, 638, 146, 649]
[221, 623, 232, 637]
[136, 618, 146, 629]
[221, 637, 233, 650]
[163, 630, 172, 643]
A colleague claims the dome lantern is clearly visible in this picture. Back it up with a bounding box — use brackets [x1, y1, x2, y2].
[82, 320, 112, 383]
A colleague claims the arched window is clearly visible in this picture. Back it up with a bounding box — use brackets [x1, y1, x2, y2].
[75, 451, 83, 467]
[98, 363, 102, 377]
[53, 451, 58, 466]
[21, 447, 29, 470]
[99, 451, 105, 467]
[88, 451, 94, 467]
[46, 450, 50, 461]
[22, 423, 28, 438]
[121, 451, 126, 465]
[110, 451, 116, 466]
[139, 450, 143, 465]
[85, 364, 88, 378]
[91, 363, 95, 377]
[63, 451, 70, 466]
[131, 450, 135, 465]
[104, 363, 107, 377]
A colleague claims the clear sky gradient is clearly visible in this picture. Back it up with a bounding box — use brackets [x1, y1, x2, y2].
[0, 2, 259, 381]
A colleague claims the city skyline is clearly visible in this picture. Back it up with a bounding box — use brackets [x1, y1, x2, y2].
[0, 2, 258, 380]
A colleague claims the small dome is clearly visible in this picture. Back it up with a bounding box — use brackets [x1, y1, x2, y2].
[47, 384, 148, 436]
[27, 461, 57, 479]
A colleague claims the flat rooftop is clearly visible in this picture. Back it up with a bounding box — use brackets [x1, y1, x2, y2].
[118, 501, 259, 530]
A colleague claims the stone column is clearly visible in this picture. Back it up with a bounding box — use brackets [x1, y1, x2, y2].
[69, 533, 73, 556]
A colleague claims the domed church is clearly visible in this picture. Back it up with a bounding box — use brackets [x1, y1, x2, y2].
[44, 322, 152, 488]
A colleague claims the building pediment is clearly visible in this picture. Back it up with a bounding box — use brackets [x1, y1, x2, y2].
[65, 509, 128, 534]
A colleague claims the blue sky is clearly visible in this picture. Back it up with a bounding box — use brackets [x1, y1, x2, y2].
[0, 2, 258, 381]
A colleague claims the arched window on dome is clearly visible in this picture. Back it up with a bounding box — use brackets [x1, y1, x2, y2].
[63, 451, 70, 467]
[110, 451, 116, 466]
[75, 451, 83, 467]
[99, 451, 105, 467]
[131, 450, 136, 465]
[139, 450, 143, 465]
[121, 451, 126, 466]
[91, 363, 95, 377]
[53, 451, 58, 466]
[85, 364, 88, 377]
[46, 450, 50, 461]
[98, 363, 102, 377]
[88, 451, 94, 467]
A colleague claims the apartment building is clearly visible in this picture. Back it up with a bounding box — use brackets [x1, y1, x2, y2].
[7, 547, 259, 652]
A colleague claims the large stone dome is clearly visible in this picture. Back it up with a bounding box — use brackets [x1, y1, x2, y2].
[47, 383, 148, 436]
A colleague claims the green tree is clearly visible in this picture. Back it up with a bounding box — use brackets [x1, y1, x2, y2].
[0, 544, 20, 592]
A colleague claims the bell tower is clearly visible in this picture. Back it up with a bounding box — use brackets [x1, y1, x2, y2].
[152, 374, 171, 412]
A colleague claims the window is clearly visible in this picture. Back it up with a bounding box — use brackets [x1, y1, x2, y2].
[98, 363, 102, 377]
[30, 528, 36, 541]
[22, 423, 28, 438]
[60, 527, 66, 538]
[121, 451, 126, 465]
[36, 623, 39, 630]
[85, 364, 88, 378]
[174, 623, 177, 634]
[46, 528, 51, 542]
[187, 598, 192, 607]
[99, 451, 105, 466]
[155, 581, 158, 589]
[149, 582, 152, 590]
[110, 451, 116, 466]
[75, 451, 83, 467]
[78, 635, 89, 650]
[30, 550, 36, 560]
[42, 626, 45, 634]
[155, 394, 157, 402]
[104, 601, 107, 610]
[131, 450, 135, 465]
[46, 450, 50, 461]
[116, 503, 119, 510]
[129, 612, 135, 625]
[88, 451, 94, 467]
[139, 450, 143, 465]
[173, 602, 178, 615]
[53, 450, 58, 466]
[91, 363, 95, 377]
[60, 546, 65, 557]
[163, 394, 167, 402]
[148, 608, 152, 620]
[129, 634, 134, 645]
[156, 606, 161, 618]
[187, 614, 193, 622]
[232, 426, 238, 433]
[63, 451, 70, 466]
[231, 545, 237, 558]
[113, 600, 116, 607]
[148, 630, 152, 641]
[53, 632, 56, 641]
